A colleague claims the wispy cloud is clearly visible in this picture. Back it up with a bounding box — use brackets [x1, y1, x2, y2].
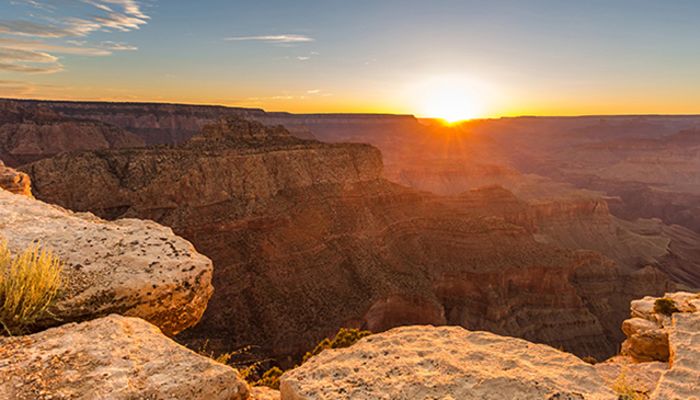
[0, 0, 148, 74]
[225, 34, 315, 44]
[99, 41, 138, 51]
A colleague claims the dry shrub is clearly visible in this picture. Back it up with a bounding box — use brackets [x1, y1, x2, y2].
[0, 241, 63, 335]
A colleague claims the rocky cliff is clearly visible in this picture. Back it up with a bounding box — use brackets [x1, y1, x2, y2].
[23, 117, 674, 363]
[0, 98, 315, 146]
[281, 291, 700, 400]
[0, 100, 144, 167]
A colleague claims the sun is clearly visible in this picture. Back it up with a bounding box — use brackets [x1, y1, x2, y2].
[414, 77, 483, 123]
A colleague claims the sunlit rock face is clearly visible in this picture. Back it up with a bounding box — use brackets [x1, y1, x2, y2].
[24, 117, 673, 364]
[0, 186, 213, 335]
[280, 325, 617, 400]
[0, 160, 31, 196]
[596, 291, 700, 400]
[0, 100, 144, 167]
[282, 292, 700, 400]
[0, 315, 249, 400]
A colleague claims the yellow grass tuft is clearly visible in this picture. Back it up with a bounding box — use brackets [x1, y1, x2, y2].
[0, 241, 63, 335]
[613, 369, 647, 400]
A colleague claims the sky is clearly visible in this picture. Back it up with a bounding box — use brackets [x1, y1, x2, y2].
[1, 0, 700, 118]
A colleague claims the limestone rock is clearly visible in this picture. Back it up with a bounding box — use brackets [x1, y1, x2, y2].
[650, 311, 700, 399]
[280, 325, 616, 400]
[0, 160, 31, 196]
[250, 387, 281, 400]
[595, 356, 667, 397]
[0, 315, 248, 400]
[621, 292, 700, 363]
[0, 189, 213, 335]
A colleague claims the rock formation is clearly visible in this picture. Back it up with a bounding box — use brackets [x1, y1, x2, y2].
[0, 98, 315, 145]
[0, 160, 31, 196]
[23, 117, 674, 363]
[0, 100, 144, 167]
[281, 325, 617, 399]
[0, 315, 248, 400]
[281, 292, 700, 400]
[620, 292, 700, 362]
[0, 187, 213, 335]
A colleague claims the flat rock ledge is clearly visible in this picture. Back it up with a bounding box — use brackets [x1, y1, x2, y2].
[0, 315, 248, 400]
[0, 189, 213, 335]
[281, 325, 616, 400]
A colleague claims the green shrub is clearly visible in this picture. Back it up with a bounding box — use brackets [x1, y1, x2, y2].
[654, 298, 680, 316]
[0, 241, 63, 335]
[302, 327, 372, 364]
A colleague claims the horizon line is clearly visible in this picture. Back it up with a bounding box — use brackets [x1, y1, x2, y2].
[3, 96, 700, 120]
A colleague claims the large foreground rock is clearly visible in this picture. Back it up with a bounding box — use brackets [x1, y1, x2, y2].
[0, 189, 213, 335]
[280, 325, 616, 400]
[0, 315, 248, 400]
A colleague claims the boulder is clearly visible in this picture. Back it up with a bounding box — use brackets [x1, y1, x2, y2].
[0, 315, 248, 400]
[280, 325, 616, 400]
[0, 189, 213, 335]
[0, 160, 31, 196]
[621, 292, 700, 363]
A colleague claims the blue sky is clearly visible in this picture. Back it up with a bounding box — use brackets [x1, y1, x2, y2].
[1, 0, 700, 116]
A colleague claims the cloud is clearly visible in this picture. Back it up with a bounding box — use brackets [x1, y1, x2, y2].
[0, 0, 148, 74]
[99, 41, 138, 51]
[296, 56, 310, 61]
[0, 38, 111, 56]
[0, 20, 73, 38]
[225, 34, 315, 44]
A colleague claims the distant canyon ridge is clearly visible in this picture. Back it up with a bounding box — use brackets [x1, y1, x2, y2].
[2, 98, 699, 364]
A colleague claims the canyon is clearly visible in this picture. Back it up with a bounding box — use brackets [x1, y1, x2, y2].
[0, 100, 699, 398]
[20, 114, 691, 366]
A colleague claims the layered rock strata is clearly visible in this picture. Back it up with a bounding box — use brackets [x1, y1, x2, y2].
[0, 101, 144, 167]
[23, 117, 673, 363]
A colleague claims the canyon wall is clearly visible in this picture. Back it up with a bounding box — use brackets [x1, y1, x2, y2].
[24, 117, 674, 364]
[0, 100, 144, 167]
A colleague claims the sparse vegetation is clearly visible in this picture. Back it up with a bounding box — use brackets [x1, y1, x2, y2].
[254, 367, 284, 390]
[0, 241, 63, 335]
[198, 327, 372, 390]
[653, 298, 680, 316]
[613, 370, 647, 400]
[302, 327, 372, 364]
